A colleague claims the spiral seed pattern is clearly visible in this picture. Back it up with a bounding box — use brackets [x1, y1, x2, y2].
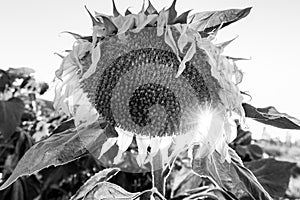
[94, 48, 213, 136]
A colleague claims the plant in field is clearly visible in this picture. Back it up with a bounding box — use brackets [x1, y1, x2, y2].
[1, 1, 300, 200]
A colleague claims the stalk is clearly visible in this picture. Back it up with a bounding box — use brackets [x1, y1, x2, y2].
[151, 149, 165, 196]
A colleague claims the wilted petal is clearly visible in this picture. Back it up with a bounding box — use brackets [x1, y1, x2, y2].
[115, 127, 134, 152]
[164, 25, 180, 61]
[176, 40, 196, 77]
[136, 135, 151, 166]
[99, 138, 118, 159]
[82, 42, 101, 80]
[157, 9, 167, 36]
[131, 14, 158, 33]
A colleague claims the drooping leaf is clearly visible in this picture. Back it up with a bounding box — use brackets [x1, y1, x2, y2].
[192, 146, 272, 199]
[0, 98, 25, 139]
[70, 168, 120, 200]
[0, 121, 121, 190]
[245, 158, 296, 198]
[168, 154, 239, 200]
[230, 159, 273, 199]
[83, 182, 140, 200]
[242, 103, 300, 130]
[189, 7, 252, 33]
[0, 128, 86, 190]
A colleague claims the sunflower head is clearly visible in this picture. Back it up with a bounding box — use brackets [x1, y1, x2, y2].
[54, 0, 245, 172]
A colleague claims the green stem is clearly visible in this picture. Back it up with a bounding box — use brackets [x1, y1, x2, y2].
[151, 149, 165, 196]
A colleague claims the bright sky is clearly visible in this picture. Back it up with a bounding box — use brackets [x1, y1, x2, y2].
[1, 0, 300, 139]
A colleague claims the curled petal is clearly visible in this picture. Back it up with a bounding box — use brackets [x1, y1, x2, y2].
[99, 138, 118, 159]
[131, 14, 158, 33]
[81, 42, 101, 80]
[172, 10, 191, 25]
[164, 25, 180, 61]
[136, 135, 151, 166]
[166, 0, 177, 24]
[112, 0, 121, 17]
[101, 15, 118, 36]
[125, 7, 132, 16]
[157, 9, 168, 36]
[115, 127, 134, 152]
[176, 40, 196, 78]
[145, 0, 158, 15]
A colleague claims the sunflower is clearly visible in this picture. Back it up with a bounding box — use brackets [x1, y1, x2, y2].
[54, 0, 244, 172]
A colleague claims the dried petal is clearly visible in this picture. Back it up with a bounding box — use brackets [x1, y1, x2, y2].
[125, 7, 132, 16]
[167, 0, 177, 24]
[176, 40, 196, 77]
[171, 10, 191, 25]
[100, 15, 118, 36]
[112, 0, 121, 17]
[145, 0, 158, 15]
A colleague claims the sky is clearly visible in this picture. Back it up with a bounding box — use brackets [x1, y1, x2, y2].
[0, 0, 300, 140]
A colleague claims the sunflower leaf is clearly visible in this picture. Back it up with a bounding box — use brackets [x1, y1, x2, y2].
[192, 147, 272, 199]
[0, 98, 25, 139]
[70, 168, 120, 200]
[242, 103, 300, 130]
[0, 128, 87, 190]
[83, 182, 141, 199]
[245, 158, 296, 198]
